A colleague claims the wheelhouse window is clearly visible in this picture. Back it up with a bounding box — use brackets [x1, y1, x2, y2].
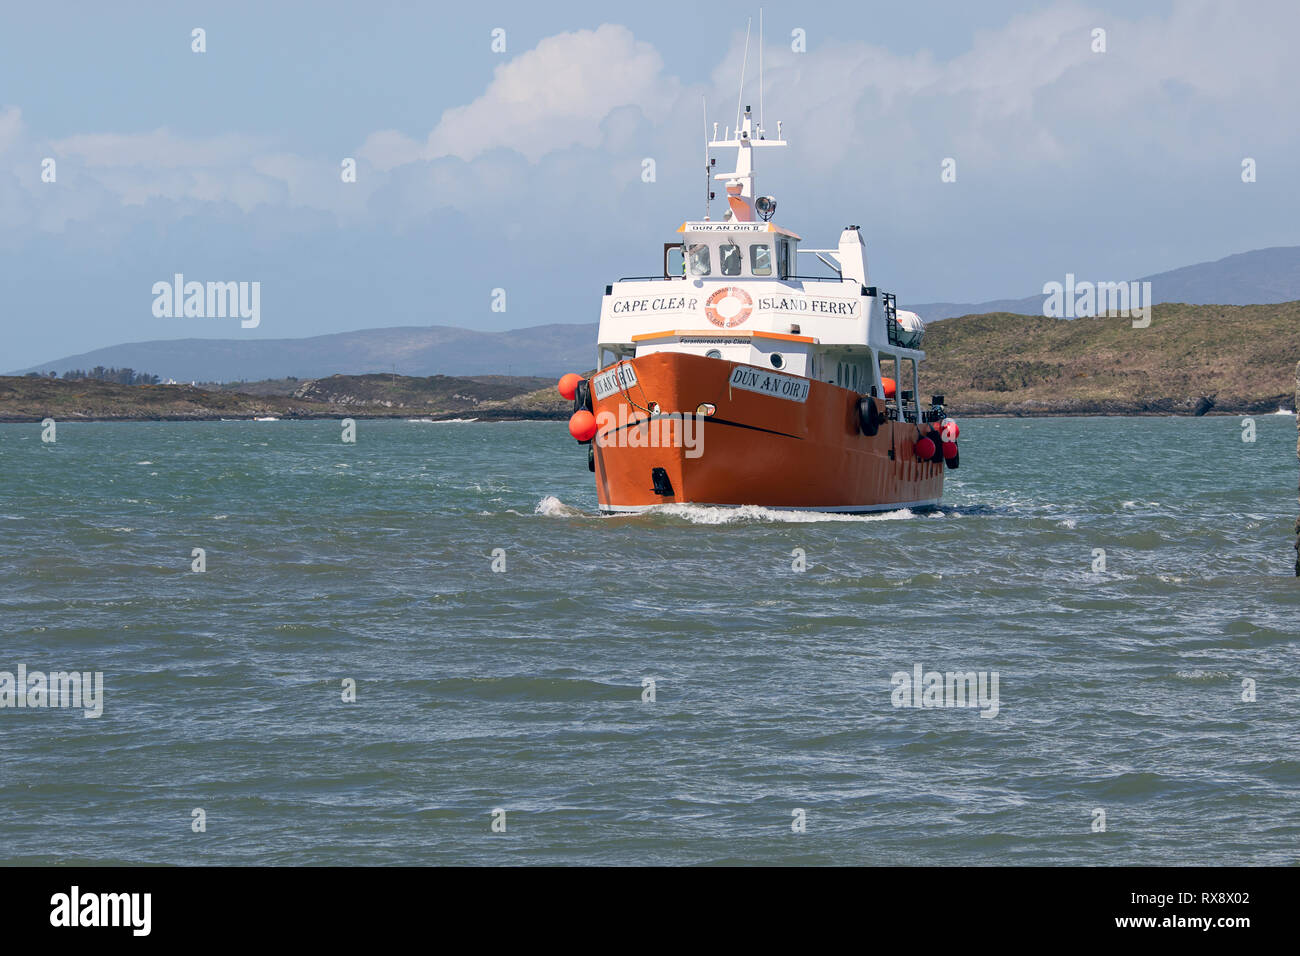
[688, 243, 711, 276]
[664, 243, 685, 278]
[777, 238, 792, 279]
[750, 243, 773, 276]
[719, 242, 742, 276]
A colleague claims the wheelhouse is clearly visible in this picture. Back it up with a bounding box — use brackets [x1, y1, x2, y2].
[664, 228, 799, 281]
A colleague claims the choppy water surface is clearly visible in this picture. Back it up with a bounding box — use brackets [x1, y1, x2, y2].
[1, 415, 1297, 865]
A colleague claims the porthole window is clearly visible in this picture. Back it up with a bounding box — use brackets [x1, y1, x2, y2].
[705, 349, 722, 360]
[770, 353, 785, 369]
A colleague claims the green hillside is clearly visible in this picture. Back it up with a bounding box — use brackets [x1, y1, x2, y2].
[919, 301, 1300, 414]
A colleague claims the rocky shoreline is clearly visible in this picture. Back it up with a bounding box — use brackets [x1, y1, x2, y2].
[0, 374, 1291, 424]
[0, 374, 561, 424]
[0, 409, 567, 424]
[0, 400, 1286, 425]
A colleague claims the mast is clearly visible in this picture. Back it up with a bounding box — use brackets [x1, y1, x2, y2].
[708, 106, 786, 220]
[709, 15, 784, 221]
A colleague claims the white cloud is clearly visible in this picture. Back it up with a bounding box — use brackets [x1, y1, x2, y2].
[5, 2, 1300, 238]
[423, 24, 682, 162]
[356, 129, 424, 172]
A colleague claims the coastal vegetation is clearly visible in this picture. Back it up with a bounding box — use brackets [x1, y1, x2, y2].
[3, 302, 1297, 421]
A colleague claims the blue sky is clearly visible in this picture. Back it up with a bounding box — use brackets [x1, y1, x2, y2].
[3, 0, 1297, 371]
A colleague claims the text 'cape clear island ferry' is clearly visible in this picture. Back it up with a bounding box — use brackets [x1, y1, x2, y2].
[556, 104, 963, 513]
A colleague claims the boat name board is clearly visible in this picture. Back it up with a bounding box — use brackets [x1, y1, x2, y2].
[728, 366, 810, 403]
[755, 295, 858, 316]
[684, 223, 771, 232]
[611, 297, 699, 315]
[609, 294, 859, 319]
[592, 364, 639, 400]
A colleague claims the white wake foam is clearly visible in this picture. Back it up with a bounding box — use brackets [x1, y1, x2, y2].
[534, 497, 918, 524]
[534, 495, 586, 518]
[650, 503, 918, 524]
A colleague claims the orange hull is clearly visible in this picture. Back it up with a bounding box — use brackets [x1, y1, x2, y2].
[590, 352, 944, 512]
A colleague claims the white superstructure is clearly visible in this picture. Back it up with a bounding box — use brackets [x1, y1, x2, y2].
[595, 105, 931, 422]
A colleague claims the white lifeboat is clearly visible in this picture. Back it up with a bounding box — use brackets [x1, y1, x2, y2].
[895, 310, 925, 349]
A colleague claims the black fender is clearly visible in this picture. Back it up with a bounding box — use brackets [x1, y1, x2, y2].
[857, 396, 883, 436]
[573, 379, 593, 413]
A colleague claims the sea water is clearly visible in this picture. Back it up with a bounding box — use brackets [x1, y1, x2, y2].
[0, 416, 1296, 865]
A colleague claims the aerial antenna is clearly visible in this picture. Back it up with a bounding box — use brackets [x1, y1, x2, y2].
[703, 97, 711, 220]
[735, 17, 751, 133]
[759, 9, 764, 135]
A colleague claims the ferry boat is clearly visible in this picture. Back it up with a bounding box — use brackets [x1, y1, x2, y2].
[557, 101, 961, 513]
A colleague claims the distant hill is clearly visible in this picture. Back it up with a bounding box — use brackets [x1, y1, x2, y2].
[12, 245, 1300, 382]
[920, 301, 1300, 415]
[3, 301, 1296, 420]
[909, 245, 1300, 320]
[11, 323, 597, 382]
